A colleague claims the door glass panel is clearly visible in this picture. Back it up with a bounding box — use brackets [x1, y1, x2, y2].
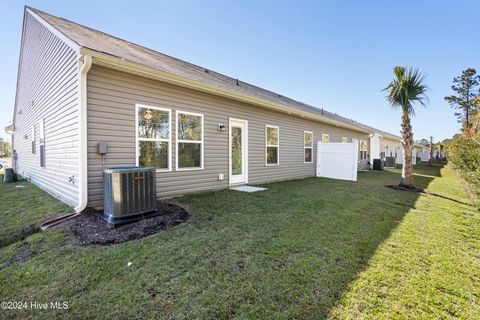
[231, 126, 242, 175]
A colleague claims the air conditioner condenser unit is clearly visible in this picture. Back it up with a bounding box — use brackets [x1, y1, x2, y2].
[101, 166, 157, 225]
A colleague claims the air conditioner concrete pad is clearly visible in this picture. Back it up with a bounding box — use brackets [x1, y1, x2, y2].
[230, 186, 268, 193]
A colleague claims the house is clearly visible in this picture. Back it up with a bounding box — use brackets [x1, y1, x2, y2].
[7, 7, 412, 211]
[337, 120, 424, 166]
[374, 131, 425, 166]
[376, 132, 425, 163]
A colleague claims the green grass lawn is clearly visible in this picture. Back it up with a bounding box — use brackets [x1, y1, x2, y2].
[0, 164, 478, 319]
[0, 178, 72, 247]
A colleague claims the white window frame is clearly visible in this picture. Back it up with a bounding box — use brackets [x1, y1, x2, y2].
[31, 126, 36, 154]
[176, 110, 204, 171]
[342, 136, 348, 143]
[322, 133, 330, 143]
[304, 131, 313, 164]
[360, 140, 368, 160]
[265, 125, 280, 166]
[135, 104, 172, 172]
[39, 118, 45, 168]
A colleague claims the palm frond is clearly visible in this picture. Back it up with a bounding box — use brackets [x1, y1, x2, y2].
[382, 66, 429, 116]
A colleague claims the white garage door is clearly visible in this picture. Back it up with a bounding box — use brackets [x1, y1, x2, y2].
[316, 142, 358, 181]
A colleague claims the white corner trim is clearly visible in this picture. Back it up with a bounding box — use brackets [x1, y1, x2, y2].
[75, 54, 92, 213]
[26, 7, 80, 53]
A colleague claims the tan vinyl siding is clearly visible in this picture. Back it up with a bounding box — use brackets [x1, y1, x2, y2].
[12, 12, 79, 206]
[87, 66, 370, 207]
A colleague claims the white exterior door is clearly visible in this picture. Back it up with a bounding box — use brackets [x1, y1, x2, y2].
[229, 119, 248, 185]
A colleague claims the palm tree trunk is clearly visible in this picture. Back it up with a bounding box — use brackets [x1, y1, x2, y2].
[400, 113, 414, 188]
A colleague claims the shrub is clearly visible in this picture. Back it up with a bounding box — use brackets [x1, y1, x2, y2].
[448, 134, 480, 207]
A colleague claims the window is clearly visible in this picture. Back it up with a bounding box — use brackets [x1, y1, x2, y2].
[359, 140, 368, 160]
[304, 131, 313, 163]
[136, 104, 171, 171]
[266, 125, 279, 165]
[342, 137, 348, 143]
[322, 133, 330, 143]
[39, 119, 45, 167]
[176, 111, 204, 170]
[31, 126, 36, 154]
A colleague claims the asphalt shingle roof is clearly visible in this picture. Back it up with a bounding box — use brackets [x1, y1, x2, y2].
[30, 7, 403, 139]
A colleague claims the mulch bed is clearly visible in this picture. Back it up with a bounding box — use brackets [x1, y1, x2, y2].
[65, 201, 191, 246]
[385, 184, 425, 193]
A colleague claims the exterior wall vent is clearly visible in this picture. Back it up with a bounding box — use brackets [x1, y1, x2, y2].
[103, 167, 157, 223]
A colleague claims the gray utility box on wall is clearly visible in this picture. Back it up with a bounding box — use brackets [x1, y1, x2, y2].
[102, 167, 157, 224]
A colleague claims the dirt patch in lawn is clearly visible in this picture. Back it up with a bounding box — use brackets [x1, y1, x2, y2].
[65, 201, 191, 246]
[1, 225, 41, 249]
[0, 242, 34, 270]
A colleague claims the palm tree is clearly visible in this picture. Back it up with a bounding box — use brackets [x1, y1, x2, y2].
[383, 67, 428, 188]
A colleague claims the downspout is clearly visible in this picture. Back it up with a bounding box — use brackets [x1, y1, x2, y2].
[75, 54, 92, 213]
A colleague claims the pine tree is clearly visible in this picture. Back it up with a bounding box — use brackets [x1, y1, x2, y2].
[444, 68, 480, 132]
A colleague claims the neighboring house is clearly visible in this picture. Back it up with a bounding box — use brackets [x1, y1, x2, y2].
[372, 130, 424, 163]
[379, 133, 403, 160]
[348, 123, 425, 165]
[7, 7, 412, 211]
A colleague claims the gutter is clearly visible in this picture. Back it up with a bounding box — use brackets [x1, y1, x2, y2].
[75, 54, 92, 213]
[80, 48, 371, 135]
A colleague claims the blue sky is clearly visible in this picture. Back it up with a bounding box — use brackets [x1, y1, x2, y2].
[1, 0, 479, 143]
